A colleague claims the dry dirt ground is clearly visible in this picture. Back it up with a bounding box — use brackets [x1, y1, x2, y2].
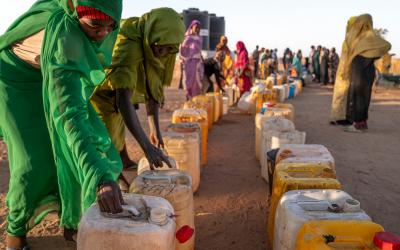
[1, 83, 399, 249]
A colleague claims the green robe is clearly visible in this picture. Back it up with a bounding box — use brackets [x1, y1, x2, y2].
[90, 8, 185, 152]
[40, 0, 122, 229]
[0, 0, 60, 237]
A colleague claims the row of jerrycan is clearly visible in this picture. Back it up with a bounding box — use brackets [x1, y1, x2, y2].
[77, 91, 231, 250]
[249, 88, 399, 249]
[262, 143, 398, 248]
[266, 145, 400, 250]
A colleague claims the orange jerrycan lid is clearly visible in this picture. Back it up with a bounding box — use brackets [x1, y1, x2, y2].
[374, 232, 400, 250]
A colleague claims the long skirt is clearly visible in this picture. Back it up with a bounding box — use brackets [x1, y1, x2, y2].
[0, 49, 59, 236]
[346, 55, 376, 123]
[184, 58, 203, 98]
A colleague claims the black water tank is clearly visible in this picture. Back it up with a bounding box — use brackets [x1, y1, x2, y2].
[182, 8, 210, 50]
[209, 14, 225, 51]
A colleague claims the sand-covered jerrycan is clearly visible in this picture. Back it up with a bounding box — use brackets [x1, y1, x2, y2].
[263, 107, 294, 122]
[172, 109, 208, 166]
[224, 86, 235, 106]
[273, 103, 295, 121]
[274, 189, 372, 250]
[183, 100, 212, 130]
[273, 86, 286, 103]
[296, 220, 385, 250]
[77, 194, 175, 250]
[166, 123, 202, 164]
[276, 144, 335, 170]
[260, 130, 305, 169]
[255, 116, 295, 161]
[255, 90, 279, 114]
[267, 163, 341, 246]
[186, 96, 213, 130]
[163, 131, 201, 193]
[137, 156, 178, 176]
[206, 92, 222, 122]
[222, 96, 229, 115]
[237, 91, 255, 113]
[293, 79, 303, 94]
[130, 170, 195, 250]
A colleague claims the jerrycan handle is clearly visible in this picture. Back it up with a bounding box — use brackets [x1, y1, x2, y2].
[324, 235, 370, 248]
[142, 174, 173, 184]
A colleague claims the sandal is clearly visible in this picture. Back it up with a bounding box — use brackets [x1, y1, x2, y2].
[343, 125, 363, 133]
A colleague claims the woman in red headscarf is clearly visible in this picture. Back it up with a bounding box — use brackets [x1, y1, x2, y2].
[235, 41, 252, 95]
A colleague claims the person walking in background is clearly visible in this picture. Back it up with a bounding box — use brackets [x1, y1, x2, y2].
[180, 20, 204, 99]
[309, 45, 315, 76]
[260, 48, 270, 79]
[329, 47, 340, 83]
[320, 47, 330, 85]
[292, 50, 303, 79]
[216, 35, 234, 85]
[313, 45, 321, 82]
[283, 48, 293, 72]
[235, 41, 252, 95]
[272, 48, 278, 71]
[330, 14, 391, 131]
[252, 45, 260, 78]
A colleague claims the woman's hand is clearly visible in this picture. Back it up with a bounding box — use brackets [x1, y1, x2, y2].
[97, 181, 125, 214]
[144, 143, 172, 170]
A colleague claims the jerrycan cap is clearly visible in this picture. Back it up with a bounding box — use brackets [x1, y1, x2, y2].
[374, 232, 400, 250]
[343, 199, 361, 212]
[149, 207, 168, 226]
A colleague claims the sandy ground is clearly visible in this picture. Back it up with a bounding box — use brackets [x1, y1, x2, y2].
[1, 83, 399, 249]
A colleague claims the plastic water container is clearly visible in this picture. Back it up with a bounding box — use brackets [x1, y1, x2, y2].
[288, 83, 296, 99]
[222, 96, 229, 115]
[166, 123, 202, 165]
[237, 91, 255, 113]
[224, 87, 235, 106]
[303, 73, 312, 85]
[273, 86, 286, 103]
[283, 84, 290, 99]
[137, 156, 178, 176]
[255, 90, 279, 114]
[274, 103, 295, 121]
[206, 93, 221, 122]
[233, 85, 240, 104]
[263, 107, 294, 121]
[183, 100, 211, 130]
[163, 132, 201, 193]
[274, 189, 372, 250]
[172, 109, 208, 166]
[277, 74, 284, 85]
[267, 163, 341, 246]
[294, 79, 303, 94]
[296, 220, 384, 250]
[276, 144, 335, 170]
[130, 170, 195, 250]
[260, 130, 305, 168]
[255, 115, 295, 160]
[77, 194, 175, 250]
[191, 95, 214, 130]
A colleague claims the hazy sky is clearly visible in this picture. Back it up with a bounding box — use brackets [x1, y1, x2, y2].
[1, 0, 398, 57]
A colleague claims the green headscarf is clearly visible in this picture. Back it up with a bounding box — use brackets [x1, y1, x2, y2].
[41, 0, 123, 229]
[104, 7, 185, 103]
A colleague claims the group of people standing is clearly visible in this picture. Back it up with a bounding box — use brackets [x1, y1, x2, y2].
[253, 47, 279, 80]
[180, 20, 253, 99]
[309, 45, 340, 85]
[0, 1, 186, 248]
